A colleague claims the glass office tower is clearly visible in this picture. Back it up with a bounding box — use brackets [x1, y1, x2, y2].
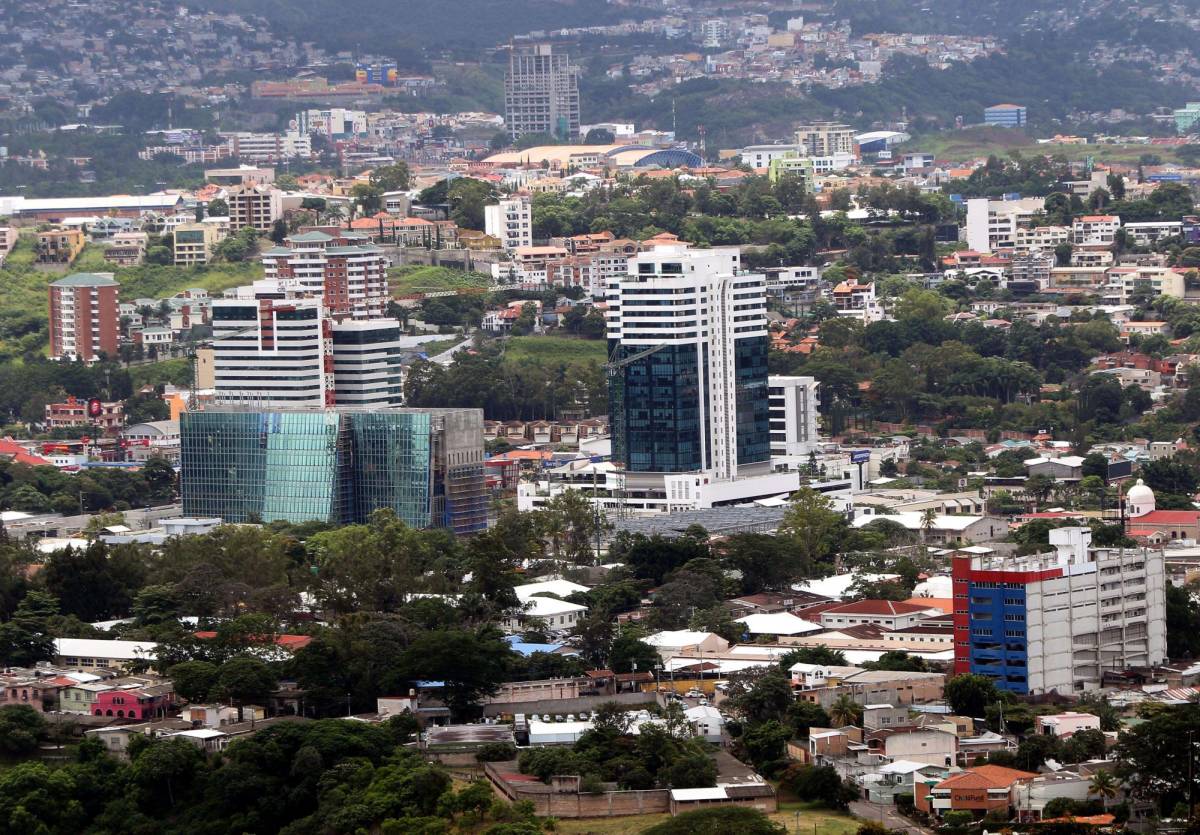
[181, 407, 487, 534]
[607, 245, 770, 478]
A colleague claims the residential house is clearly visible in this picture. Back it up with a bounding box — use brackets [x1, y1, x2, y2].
[915, 764, 1037, 819]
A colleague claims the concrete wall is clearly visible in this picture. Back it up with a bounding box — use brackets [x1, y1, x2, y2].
[484, 761, 670, 818]
[482, 690, 652, 719]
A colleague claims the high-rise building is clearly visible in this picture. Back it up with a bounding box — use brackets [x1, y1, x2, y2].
[331, 320, 404, 407]
[180, 407, 488, 534]
[794, 122, 857, 157]
[952, 526, 1166, 695]
[49, 272, 120, 361]
[484, 194, 533, 252]
[210, 292, 403, 408]
[606, 245, 769, 479]
[262, 230, 390, 319]
[767, 375, 820, 457]
[505, 44, 581, 141]
[210, 296, 332, 407]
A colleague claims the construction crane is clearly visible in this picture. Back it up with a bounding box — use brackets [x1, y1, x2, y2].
[604, 342, 669, 376]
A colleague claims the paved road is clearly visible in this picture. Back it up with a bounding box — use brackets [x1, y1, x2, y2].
[429, 338, 473, 366]
[849, 800, 931, 835]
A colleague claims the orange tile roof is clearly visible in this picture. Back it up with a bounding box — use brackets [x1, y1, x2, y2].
[937, 765, 1036, 790]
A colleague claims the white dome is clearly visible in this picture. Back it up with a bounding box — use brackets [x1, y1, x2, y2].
[1126, 479, 1155, 517]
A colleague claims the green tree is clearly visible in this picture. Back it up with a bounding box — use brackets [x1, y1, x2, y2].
[643, 807, 786, 835]
[0, 705, 47, 755]
[944, 673, 1000, 718]
[167, 660, 219, 703]
[779, 488, 845, 574]
[0, 591, 58, 667]
[214, 656, 277, 719]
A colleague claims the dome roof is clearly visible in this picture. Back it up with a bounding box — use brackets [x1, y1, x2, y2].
[1127, 479, 1154, 503]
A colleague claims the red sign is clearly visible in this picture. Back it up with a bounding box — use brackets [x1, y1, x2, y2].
[86, 398, 103, 419]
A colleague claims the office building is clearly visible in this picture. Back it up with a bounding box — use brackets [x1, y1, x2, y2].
[983, 104, 1027, 128]
[484, 194, 533, 252]
[330, 320, 404, 407]
[180, 407, 488, 534]
[965, 197, 1047, 253]
[262, 230, 390, 319]
[952, 526, 1166, 695]
[210, 292, 404, 408]
[767, 153, 816, 188]
[49, 272, 120, 361]
[505, 44, 581, 141]
[794, 122, 856, 158]
[210, 297, 331, 407]
[226, 184, 282, 232]
[607, 245, 769, 479]
[767, 376, 820, 457]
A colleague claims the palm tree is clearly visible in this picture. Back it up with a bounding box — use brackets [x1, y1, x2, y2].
[828, 695, 861, 728]
[1087, 770, 1119, 809]
[919, 507, 938, 542]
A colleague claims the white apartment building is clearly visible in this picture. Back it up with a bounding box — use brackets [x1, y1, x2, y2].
[0, 226, 15, 264]
[795, 122, 857, 157]
[768, 375, 820, 457]
[1102, 266, 1186, 304]
[965, 197, 1046, 253]
[224, 130, 312, 162]
[953, 526, 1167, 695]
[211, 291, 402, 408]
[1072, 214, 1121, 246]
[296, 108, 369, 138]
[1124, 221, 1183, 247]
[1009, 251, 1054, 289]
[484, 194, 533, 251]
[1013, 225, 1069, 253]
[739, 144, 805, 170]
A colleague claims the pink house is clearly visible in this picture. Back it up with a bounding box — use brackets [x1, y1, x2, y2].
[92, 683, 175, 720]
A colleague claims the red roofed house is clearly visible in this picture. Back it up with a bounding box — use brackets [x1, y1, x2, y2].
[0, 438, 53, 467]
[818, 599, 944, 631]
[915, 765, 1037, 819]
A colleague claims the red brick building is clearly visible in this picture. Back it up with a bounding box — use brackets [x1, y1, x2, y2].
[48, 272, 120, 361]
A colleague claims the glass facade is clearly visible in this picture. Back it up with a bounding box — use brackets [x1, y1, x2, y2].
[348, 411, 432, 527]
[734, 335, 770, 466]
[611, 343, 707, 473]
[181, 408, 487, 533]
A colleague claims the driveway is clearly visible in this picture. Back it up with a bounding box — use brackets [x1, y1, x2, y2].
[850, 800, 932, 835]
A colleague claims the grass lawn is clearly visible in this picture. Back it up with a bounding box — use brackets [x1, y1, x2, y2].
[417, 337, 464, 356]
[390, 264, 492, 296]
[553, 802, 858, 834]
[129, 357, 194, 388]
[0, 238, 260, 356]
[504, 335, 607, 364]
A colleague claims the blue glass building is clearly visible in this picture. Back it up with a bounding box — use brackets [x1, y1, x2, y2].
[181, 407, 487, 534]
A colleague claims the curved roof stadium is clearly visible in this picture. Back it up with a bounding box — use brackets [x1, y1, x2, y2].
[483, 144, 703, 169]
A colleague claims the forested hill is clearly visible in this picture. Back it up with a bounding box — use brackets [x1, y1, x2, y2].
[191, 0, 656, 54]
